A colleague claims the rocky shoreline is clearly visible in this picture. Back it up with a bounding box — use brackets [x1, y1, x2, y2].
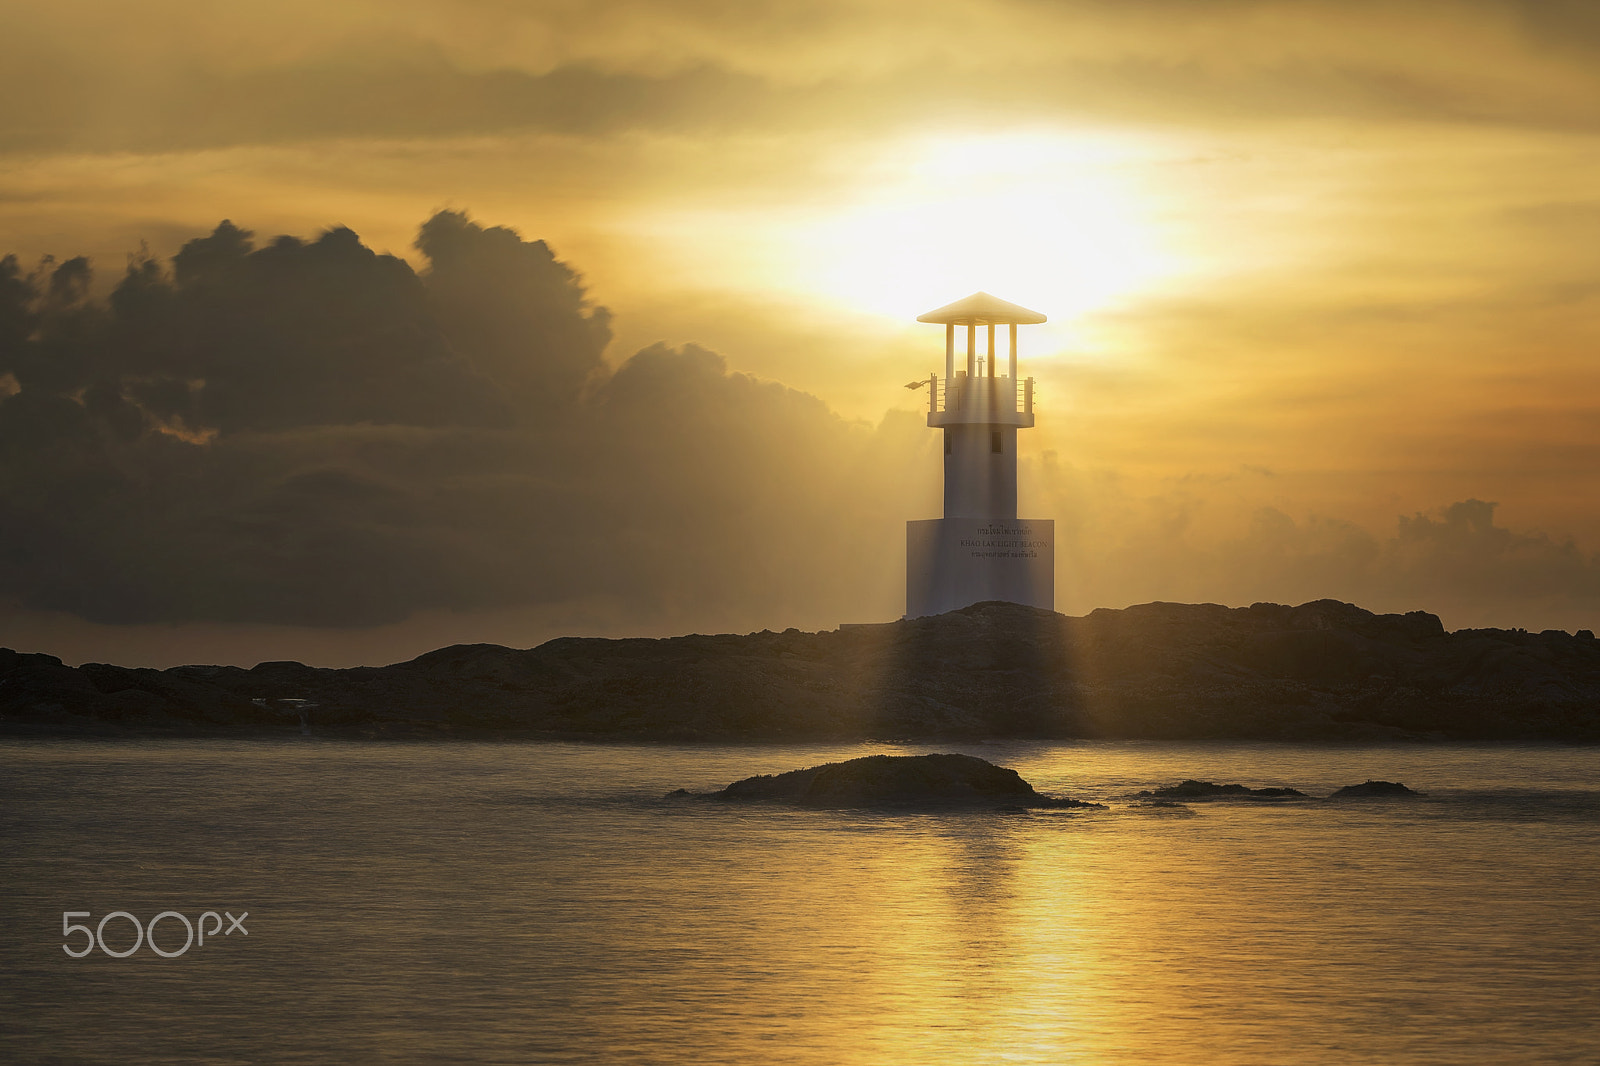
[4, 599, 1599, 742]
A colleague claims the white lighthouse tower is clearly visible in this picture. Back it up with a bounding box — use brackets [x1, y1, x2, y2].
[906, 292, 1055, 618]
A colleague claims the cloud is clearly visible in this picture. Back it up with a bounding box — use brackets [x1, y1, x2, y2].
[0, 212, 925, 628]
[416, 209, 612, 407]
[4, 210, 1597, 646]
[1242, 497, 1600, 631]
[1040, 464, 1600, 631]
[1388, 499, 1600, 610]
[10, 1, 1600, 155]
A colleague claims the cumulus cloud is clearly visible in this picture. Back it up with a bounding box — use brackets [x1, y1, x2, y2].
[1042, 465, 1600, 632]
[1205, 498, 1600, 621]
[0, 213, 927, 629]
[4, 212, 1597, 647]
[1386, 499, 1600, 614]
[1239, 498, 1600, 631]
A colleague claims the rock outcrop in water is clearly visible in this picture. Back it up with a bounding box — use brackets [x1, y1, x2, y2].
[4, 598, 1600, 741]
[1136, 780, 1308, 800]
[1330, 780, 1424, 798]
[678, 753, 1102, 809]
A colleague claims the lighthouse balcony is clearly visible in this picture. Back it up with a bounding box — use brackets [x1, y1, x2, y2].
[925, 373, 1036, 428]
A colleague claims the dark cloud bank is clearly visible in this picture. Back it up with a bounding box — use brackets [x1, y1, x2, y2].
[3, 212, 1599, 645]
[0, 212, 920, 630]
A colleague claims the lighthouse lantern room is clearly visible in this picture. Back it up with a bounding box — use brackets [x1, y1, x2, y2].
[906, 292, 1055, 618]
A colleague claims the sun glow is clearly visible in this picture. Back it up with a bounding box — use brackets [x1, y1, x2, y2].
[796, 132, 1176, 331]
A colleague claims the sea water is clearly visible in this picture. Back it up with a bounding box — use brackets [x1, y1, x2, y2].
[2, 739, 1597, 1064]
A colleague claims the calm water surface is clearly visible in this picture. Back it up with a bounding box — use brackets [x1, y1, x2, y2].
[2, 740, 1597, 1064]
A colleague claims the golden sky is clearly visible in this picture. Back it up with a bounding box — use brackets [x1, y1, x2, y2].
[5, 0, 1600, 663]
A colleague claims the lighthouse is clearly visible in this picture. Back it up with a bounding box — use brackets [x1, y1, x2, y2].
[905, 292, 1055, 618]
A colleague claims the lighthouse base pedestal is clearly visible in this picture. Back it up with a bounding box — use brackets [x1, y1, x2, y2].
[906, 518, 1054, 619]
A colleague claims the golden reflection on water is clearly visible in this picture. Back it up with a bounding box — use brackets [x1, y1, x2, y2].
[3, 740, 1598, 1065]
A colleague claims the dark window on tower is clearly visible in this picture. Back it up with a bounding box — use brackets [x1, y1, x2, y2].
[991, 431, 1002, 454]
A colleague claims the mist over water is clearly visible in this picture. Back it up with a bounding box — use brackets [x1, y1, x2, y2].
[3, 740, 1597, 1064]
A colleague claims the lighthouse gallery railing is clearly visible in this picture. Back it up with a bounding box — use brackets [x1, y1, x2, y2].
[927, 373, 1034, 418]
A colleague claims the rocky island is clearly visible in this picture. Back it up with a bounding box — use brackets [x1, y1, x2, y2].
[4, 598, 1600, 742]
[672, 753, 1103, 809]
[1329, 780, 1425, 798]
[1136, 780, 1309, 800]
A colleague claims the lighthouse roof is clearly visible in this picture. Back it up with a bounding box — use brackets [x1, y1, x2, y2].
[916, 292, 1047, 326]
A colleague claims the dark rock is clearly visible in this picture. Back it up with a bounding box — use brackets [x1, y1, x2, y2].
[9, 596, 1600, 740]
[1129, 800, 1197, 816]
[688, 753, 1103, 810]
[1330, 779, 1424, 798]
[1137, 779, 1308, 800]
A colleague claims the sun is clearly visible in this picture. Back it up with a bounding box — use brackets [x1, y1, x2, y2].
[793, 130, 1174, 332]
[611, 128, 1182, 365]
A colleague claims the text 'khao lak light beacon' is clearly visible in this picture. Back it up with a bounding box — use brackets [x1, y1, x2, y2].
[905, 292, 1055, 618]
